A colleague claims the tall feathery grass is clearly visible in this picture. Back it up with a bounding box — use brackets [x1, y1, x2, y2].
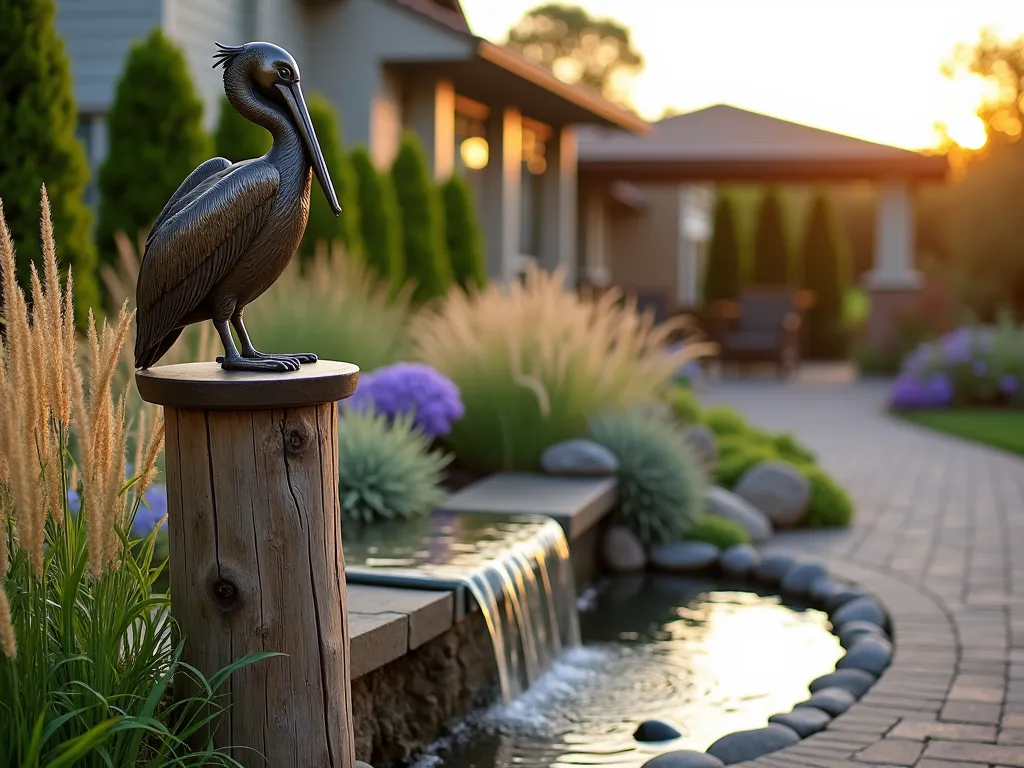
[411, 265, 718, 473]
[0, 192, 272, 766]
[241, 242, 414, 373]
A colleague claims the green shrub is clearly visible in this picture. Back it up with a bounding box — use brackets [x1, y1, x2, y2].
[441, 173, 486, 291]
[97, 29, 209, 264]
[801, 191, 850, 359]
[412, 265, 710, 473]
[213, 94, 271, 162]
[588, 408, 706, 545]
[241, 242, 413, 372]
[298, 93, 363, 263]
[391, 132, 452, 303]
[686, 515, 750, 548]
[752, 186, 791, 286]
[351, 147, 404, 287]
[0, 0, 99, 324]
[664, 385, 702, 424]
[713, 438, 777, 488]
[700, 404, 751, 436]
[704, 193, 742, 303]
[771, 432, 816, 464]
[338, 408, 451, 524]
[801, 464, 854, 527]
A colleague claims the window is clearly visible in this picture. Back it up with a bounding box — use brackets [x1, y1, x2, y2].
[518, 126, 546, 258]
[75, 115, 98, 208]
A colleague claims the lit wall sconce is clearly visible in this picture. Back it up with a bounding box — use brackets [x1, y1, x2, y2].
[527, 155, 547, 175]
[460, 137, 489, 170]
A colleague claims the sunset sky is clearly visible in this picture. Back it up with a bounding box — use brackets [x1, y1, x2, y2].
[459, 0, 1024, 150]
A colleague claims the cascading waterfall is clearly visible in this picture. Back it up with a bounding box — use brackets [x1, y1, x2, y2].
[344, 513, 581, 704]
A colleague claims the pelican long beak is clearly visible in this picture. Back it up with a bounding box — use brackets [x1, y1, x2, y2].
[278, 81, 342, 216]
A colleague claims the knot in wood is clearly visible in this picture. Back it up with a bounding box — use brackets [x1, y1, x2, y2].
[283, 419, 312, 457]
[210, 577, 239, 612]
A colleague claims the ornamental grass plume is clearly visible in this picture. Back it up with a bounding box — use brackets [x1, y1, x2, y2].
[411, 264, 718, 472]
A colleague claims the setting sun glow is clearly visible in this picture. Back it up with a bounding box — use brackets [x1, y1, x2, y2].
[460, 0, 1024, 151]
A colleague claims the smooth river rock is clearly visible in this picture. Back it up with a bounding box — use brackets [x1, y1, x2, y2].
[768, 706, 832, 737]
[825, 585, 868, 612]
[719, 543, 761, 578]
[808, 576, 841, 603]
[650, 541, 719, 572]
[794, 686, 857, 716]
[634, 720, 683, 742]
[541, 439, 619, 476]
[705, 724, 800, 764]
[753, 553, 795, 584]
[706, 486, 773, 543]
[682, 425, 718, 476]
[838, 620, 889, 649]
[602, 526, 647, 572]
[837, 635, 894, 675]
[734, 460, 811, 527]
[641, 751, 724, 768]
[780, 561, 828, 595]
[809, 668, 877, 699]
[831, 597, 888, 630]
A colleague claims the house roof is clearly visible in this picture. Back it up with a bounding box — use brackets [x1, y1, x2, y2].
[381, 0, 648, 132]
[578, 104, 948, 181]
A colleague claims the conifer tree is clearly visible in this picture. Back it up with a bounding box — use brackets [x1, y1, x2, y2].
[752, 187, 791, 286]
[351, 147, 404, 286]
[703, 193, 742, 304]
[801, 191, 850, 359]
[441, 174, 486, 291]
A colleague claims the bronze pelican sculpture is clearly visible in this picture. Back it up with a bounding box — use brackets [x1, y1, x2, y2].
[134, 41, 340, 372]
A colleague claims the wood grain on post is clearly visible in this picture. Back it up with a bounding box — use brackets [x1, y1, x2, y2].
[137, 361, 360, 767]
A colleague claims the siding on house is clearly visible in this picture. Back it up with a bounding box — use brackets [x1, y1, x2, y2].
[305, 0, 474, 168]
[165, 0, 251, 130]
[55, 0, 163, 113]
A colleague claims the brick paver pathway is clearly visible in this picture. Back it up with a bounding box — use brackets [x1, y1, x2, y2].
[702, 376, 1024, 767]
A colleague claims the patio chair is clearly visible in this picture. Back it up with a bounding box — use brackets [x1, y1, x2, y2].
[710, 288, 811, 378]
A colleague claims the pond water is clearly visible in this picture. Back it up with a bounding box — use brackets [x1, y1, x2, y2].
[416, 574, 842, 768]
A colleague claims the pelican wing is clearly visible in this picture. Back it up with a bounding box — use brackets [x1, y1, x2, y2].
[135, 160, 280, 361]
[146, 157, 232, 251]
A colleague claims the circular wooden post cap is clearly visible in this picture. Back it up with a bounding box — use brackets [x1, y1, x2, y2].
[135, 360, 360, 410]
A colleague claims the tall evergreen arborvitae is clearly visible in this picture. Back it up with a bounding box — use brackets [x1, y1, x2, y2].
[297, 93, 363, 262]
[213, 95, 271, 163]
[441, 174, 486, 291]
[703, 193, 742, 304]
[97, 29, 209, 263]
[801, 191, 850, 359]
[752, 187, 791, 286]
[0, 0, 100, 323]
[350, 147, 404, 286]
[390, 132, 452, 303]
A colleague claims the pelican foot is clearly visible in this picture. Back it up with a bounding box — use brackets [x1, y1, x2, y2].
[249, 351, 318, 365]
[217, 354, 299, 372]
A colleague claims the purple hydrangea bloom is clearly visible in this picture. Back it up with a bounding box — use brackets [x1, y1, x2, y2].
[889, 371, 954, 410]
[132, 484, 168, 538]
[1000, 374, 1020, 396]
[900, 341, 939, 375]
[972, 360, 987, 376]
[345, 362, 465, 438]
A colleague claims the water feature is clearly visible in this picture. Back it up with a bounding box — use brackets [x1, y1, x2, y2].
[415, 574, 843, 768]
[344, 512, 580, 701]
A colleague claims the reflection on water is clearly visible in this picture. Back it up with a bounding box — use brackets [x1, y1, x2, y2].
[419, 574, 842, 768]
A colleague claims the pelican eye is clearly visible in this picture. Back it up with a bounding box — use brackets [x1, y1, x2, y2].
[277, 66, 292, 80]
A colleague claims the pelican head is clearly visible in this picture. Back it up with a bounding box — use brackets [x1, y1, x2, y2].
[214, 41, 342, 216]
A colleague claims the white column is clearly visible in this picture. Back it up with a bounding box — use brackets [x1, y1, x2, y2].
[538, 126, 578, 285]
[482, 107, 522, 282]
[583, 190, 609, 286]
[404, 78, 455, 181]
[864, 181, 921, 289]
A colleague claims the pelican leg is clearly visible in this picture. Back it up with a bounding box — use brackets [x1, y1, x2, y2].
[231, 313, 318, 366]
[214, 320, 298, 372]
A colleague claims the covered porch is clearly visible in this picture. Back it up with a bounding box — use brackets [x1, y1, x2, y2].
[577, 105, 949, 347]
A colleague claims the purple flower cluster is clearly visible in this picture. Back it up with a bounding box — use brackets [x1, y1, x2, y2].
[890, 324, 1024, 410]
[65, 482, 168, 537]
[345, 362, 465, 438]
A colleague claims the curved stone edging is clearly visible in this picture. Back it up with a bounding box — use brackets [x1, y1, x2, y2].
[638, 546, 899, 768]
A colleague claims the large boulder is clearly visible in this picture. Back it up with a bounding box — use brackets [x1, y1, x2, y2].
[705, 725, 800, 764]
[650, 541, 719, 572]
[682, 425, 717, 475]
[735, 461, 811, 527]
[706, 486, 773, 543]
[641, 752, 724, 768]
[602, 526, 647, 572]
[541, 439, 618, 477]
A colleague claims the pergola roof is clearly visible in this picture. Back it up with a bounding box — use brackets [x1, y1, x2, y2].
[578, 104, 948, 181]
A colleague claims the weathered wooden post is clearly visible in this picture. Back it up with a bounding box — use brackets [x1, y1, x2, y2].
[137, 360, 359, 767]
